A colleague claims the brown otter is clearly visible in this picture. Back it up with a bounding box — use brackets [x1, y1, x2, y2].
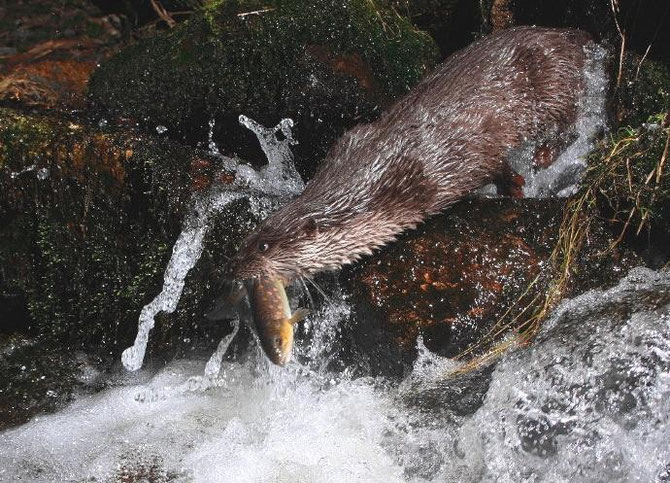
[233, 26, 594, 281]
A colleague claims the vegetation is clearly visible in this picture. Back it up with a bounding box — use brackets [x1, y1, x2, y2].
[454, 113, 670, 371]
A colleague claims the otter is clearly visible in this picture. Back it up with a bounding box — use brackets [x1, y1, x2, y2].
[233, 26, 594, 281]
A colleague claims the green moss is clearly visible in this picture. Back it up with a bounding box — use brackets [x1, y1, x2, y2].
[0, 108, 248, 355]
[0, 110, 59, 171]
[616, 55, 670, 127]
[0, 335, 81, 430]
[89, 0, 438, 176]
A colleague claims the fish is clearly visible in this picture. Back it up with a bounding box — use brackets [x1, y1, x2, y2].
[245, 276, 309, 366]
[204, 280, 247, 321]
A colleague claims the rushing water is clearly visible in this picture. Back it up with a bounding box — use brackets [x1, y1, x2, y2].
[1, 267, 669, 482]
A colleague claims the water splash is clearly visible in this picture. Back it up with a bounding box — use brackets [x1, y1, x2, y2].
[207, 118, 220, 156]
[296, 296, 351, 374]
[9, 164, 37, 179]
[239, 115, 303, 196]
[204, 317, 240, 377]
[518, 43, 609, 198]
[121, 190, 244, 371]
[121, 116, 303, 372]
[133, 318, 240, 403]
[465, 266, 670, 481]
[4, 267, 669, 482]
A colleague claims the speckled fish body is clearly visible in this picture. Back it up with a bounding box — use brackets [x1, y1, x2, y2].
[245, 276, 308, 366]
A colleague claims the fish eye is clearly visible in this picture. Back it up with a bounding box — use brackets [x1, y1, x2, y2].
[258, 241, 270, 253]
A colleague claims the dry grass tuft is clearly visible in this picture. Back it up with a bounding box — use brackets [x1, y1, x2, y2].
[450, 116, 670, 375]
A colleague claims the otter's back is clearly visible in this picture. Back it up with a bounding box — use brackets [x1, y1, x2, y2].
[304, 27, 592, 213]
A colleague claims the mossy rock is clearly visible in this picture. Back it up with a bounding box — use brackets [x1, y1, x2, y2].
[0, 108, 253, 357]
[391, 0, 480, 57]
[0, 335, 84, 430]
[88, 0, 438, 178]
[615, 55, 670, 127]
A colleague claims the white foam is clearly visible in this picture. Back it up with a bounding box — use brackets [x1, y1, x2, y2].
[465, 267, 670, 482]
[2, 269, 670, 482]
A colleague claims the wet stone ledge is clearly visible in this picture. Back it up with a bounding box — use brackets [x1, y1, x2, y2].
[88, 0, 439, 178]
[338, 197, 641, 377]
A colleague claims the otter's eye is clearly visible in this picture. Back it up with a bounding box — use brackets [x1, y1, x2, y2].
[258, 241, 270, 253]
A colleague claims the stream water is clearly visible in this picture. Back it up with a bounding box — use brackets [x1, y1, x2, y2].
[1, 267, 669, 482]
[121, 115, 304, 372]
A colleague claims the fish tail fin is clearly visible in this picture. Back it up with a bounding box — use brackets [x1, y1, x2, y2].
[289, 308, 310, 325]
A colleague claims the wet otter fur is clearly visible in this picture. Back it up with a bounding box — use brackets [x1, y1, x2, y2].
[233, 26, 594, 280]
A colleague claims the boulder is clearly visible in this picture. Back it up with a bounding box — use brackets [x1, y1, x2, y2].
[88, 0, 438, 177]
[338, 198, 640, 376]
[0, 108, 250, 355]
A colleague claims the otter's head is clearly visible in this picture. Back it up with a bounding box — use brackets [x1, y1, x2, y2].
[232, 207, 322, 281]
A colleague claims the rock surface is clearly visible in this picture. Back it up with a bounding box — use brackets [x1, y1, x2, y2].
[337, 198, 641, 376]
[0, 0, 124, 108]
[88, 0, 439, 177]
[0, 108, 249, 356]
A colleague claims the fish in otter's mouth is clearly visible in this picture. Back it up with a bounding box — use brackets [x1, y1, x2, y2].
[244, 276, 308, 366]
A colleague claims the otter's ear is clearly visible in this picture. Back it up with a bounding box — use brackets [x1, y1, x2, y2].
[303, 217, 319, 237]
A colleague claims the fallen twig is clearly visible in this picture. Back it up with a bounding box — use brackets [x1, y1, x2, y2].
[150, 0, 177, 28]
[237, 7, 275, 18]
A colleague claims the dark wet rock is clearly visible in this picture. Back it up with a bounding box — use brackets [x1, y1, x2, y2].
[400, 362, 495, 422]
[96, 0, 204, 18]
[0, 0, 123, 54]
[0, 335, 84, 430]
[0, 108, 250, 359]
[339, 198, 640, 375]
[88, 0, 438, 178]
[391, 0, 480, 58]
[478, 0, 670, 74]
[483, 0, 613, 36]
[0, 0, 126, 109]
